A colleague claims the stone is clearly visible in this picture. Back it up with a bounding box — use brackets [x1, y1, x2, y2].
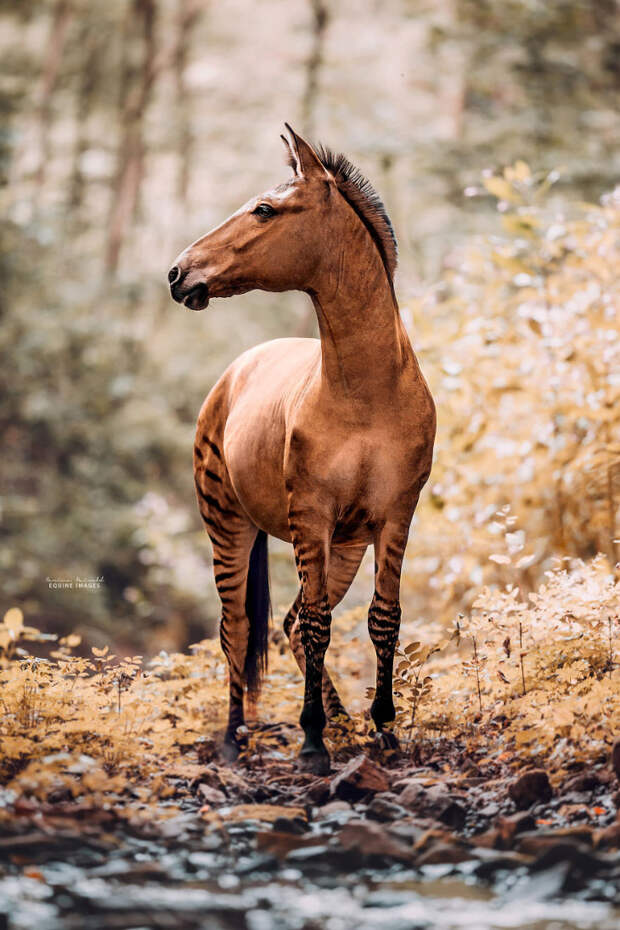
[594, 820, 620, 850]
[271, 816, 309, 835]
[473, 828, 501, 850]
[196, 784, 226, 806]
[612, 739, 620, 781]
[516, 827, 594, 857]
[317, 800, 351, 815]
[330, 755, 389, 801]
[256, 830, 323, 859]
[412, 826, 454, 855]
[337, 820, 413, 864]
[493, 812, 536, 848]
[473, 849, 532, 879]
[530, 842, 609, 879]
[562, 771, 602, 793]
[285, 843, 363, 872]
[388, 820, 429, 845]
[304, 778, 330, 805]
[508, 769, 552, 809]
[398, 780, 427, 807]
[399, 781, 466, 830]
[416, 841, 474, 867]
[366, 795, 408, 822]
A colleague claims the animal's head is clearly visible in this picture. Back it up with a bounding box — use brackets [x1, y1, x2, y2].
[168, 124, 397, 311]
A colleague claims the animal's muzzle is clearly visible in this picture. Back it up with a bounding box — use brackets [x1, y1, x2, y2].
[168, 266, 210, 310]
[181, 283, 210, 311]
[168, 265, 181, 286]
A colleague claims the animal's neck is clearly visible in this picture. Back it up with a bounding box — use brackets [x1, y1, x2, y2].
[309, 222, 411, 403]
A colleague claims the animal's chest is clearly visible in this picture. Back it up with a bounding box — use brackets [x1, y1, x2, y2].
[286, 426, 420, 519]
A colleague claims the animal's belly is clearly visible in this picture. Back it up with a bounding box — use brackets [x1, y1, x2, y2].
[223, 412, 292, 542]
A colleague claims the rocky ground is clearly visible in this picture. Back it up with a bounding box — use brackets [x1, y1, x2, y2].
[1, 729, 620, 930]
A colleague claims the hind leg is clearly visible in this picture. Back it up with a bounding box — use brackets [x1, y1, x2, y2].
[194, 446, 259, 757]
[210, 520, 259, 757]
[284, 543, 366, 720]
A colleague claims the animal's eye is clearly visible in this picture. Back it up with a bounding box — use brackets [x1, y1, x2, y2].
[253, 203, 276, 219]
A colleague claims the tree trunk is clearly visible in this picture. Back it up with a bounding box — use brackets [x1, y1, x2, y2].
[68, 16, 102, 211]
[301, 0, 328, 138]
[105, 0, 158, 275]
[36, 0, 73, 188]
[174, 0, 201, 202]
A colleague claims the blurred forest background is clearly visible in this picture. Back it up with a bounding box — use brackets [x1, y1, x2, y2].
[1, 0, 619, 654]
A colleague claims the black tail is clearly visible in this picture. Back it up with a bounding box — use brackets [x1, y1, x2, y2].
[244, 530, 270, 697]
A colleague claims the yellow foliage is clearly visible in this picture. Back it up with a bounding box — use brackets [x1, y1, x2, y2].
[406, 172, 620, 626]
[1, 546, 618, 810]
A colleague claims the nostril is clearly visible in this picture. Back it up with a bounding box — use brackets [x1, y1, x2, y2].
[168, 265, 181, 286]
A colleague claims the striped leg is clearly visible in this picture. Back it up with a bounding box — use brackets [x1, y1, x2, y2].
[213, 526, 258, 755]
[289, 527, 332, 775]
[194, 438, 257, 757]
[368, 523, 409, 748]
[284, 543, 366, 720]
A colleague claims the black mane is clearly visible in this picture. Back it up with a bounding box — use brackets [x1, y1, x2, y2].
[316, 145, 398, 281]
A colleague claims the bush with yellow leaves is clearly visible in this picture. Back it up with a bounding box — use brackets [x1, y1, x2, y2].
[406, 168, 619, 626]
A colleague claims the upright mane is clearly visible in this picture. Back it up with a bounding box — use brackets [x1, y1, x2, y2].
[316, 145, 398, 281]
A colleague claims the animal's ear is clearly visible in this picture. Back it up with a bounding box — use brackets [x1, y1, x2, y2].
[280, 134, 298, 176]
[283, 123, 328, 179]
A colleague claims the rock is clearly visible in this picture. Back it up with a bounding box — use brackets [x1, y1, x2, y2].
[416, 841, 474, 867]
[256, 829, 323, 858]
[400, 781, 466, 830]
[398, 780, 427, 807]
[271, 816, 309, 835]
[388, 820, 429, 845]
[478, 802, 500, 818]
[337, 820, 413, 864]
[612, 739, 620, 781]
[530, 842, 610, 879]
[235, 852, 279, 875]
[412, 826, 455, 855]
[330, 755, 389, 801]
[473, 812, 535, 852]
[473, 828, 501, 850]
[304, 778, 330, 805]
[516, 827, 594, 857]
[202, 803, 307, 826]
[197, 784, 226, 806]
[594, 820, 620, 850]
[317, 800, 351, 816]
[392, 770, 434, 792]
[508, 769, 552, 810]
[473, 849, 532, 879]
[562, 771, 602, 793]
[285, 843, 363, 872]
[366, 795, 408, 822]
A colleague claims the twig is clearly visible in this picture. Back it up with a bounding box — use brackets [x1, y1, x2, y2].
[472, 636, 483, 714]
[519, 621, 527, 695]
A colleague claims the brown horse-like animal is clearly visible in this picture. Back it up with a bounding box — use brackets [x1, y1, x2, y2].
[168, 125, 436, 774]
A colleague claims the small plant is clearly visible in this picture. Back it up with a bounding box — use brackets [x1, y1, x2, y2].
[391, 639, 440, 751]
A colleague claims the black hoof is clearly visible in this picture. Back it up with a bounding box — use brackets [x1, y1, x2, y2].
[221, 726, 247, 763]
[220, 740, 241, 763]
[376, 729, 400, 751]
[297, 749, 331, 776]
[369, 729, 401, 762]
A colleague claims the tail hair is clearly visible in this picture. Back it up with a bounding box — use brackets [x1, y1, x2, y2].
[244, 529, 270, 697]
